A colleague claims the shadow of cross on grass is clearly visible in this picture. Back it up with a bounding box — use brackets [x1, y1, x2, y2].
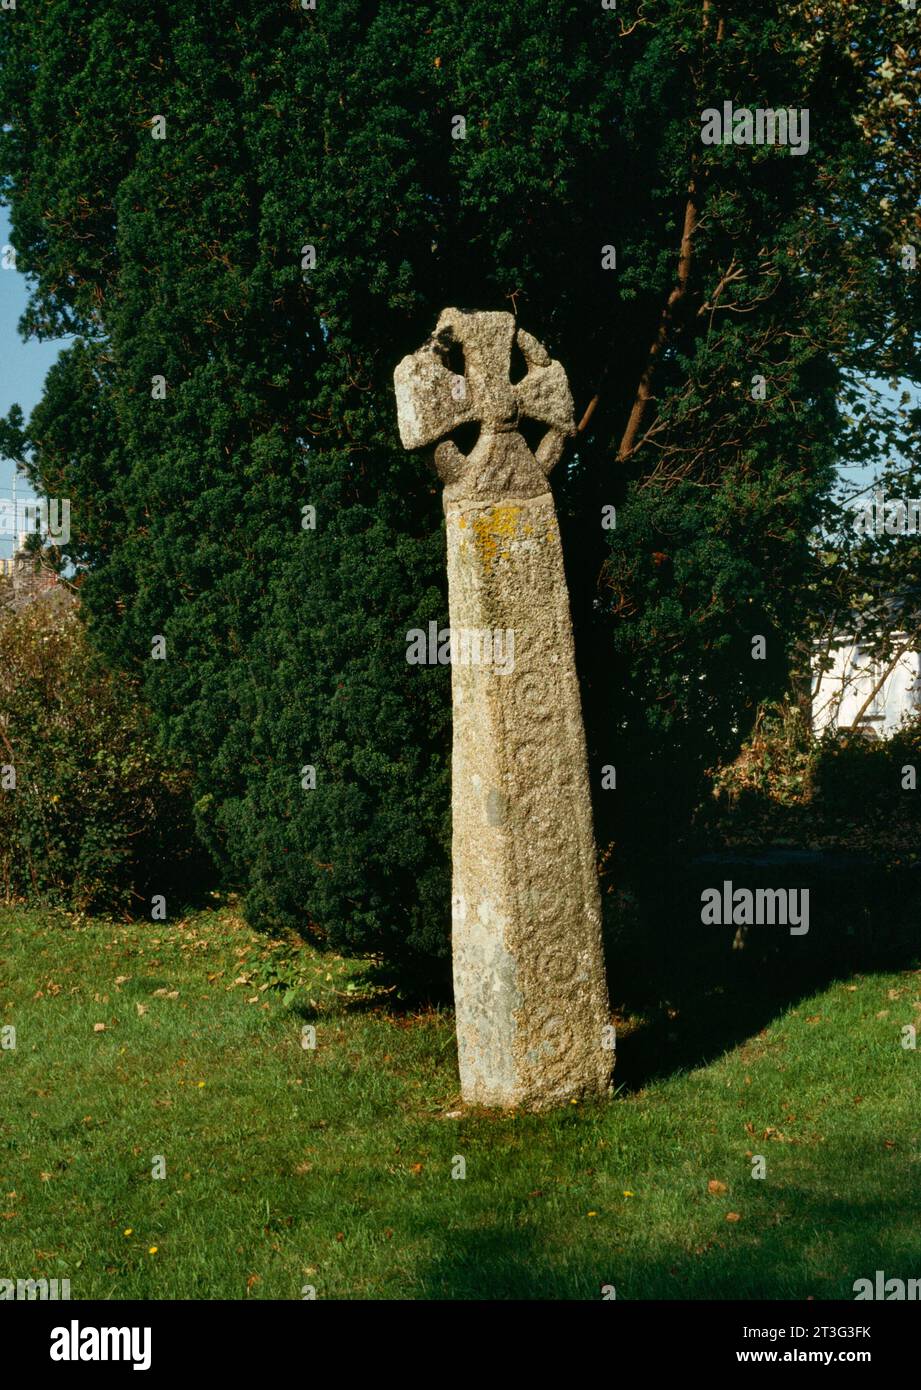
[607, 848, 921, 1093]
[414, 1162, 921, 1300]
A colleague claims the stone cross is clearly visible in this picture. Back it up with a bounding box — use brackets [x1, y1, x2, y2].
[394, 308, 612, 1110]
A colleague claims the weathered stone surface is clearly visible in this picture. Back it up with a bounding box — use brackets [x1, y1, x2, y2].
[395, 308, 612, 1110]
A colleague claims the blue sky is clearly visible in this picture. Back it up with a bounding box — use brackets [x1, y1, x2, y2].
[0, 205, 69, 556]
[0, 208, 64, 423]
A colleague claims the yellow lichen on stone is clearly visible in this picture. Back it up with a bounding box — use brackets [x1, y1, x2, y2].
[470, 506, 522, 572]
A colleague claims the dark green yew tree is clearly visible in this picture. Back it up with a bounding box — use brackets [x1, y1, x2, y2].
[1, 0, 917, 977]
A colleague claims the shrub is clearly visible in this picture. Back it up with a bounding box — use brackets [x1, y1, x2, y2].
[0, 591, 208, 913]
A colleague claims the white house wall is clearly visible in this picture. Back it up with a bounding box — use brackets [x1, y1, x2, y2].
[812, 637, 921, 736]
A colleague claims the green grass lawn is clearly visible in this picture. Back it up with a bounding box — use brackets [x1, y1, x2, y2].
[0, 903, 918, 1300]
